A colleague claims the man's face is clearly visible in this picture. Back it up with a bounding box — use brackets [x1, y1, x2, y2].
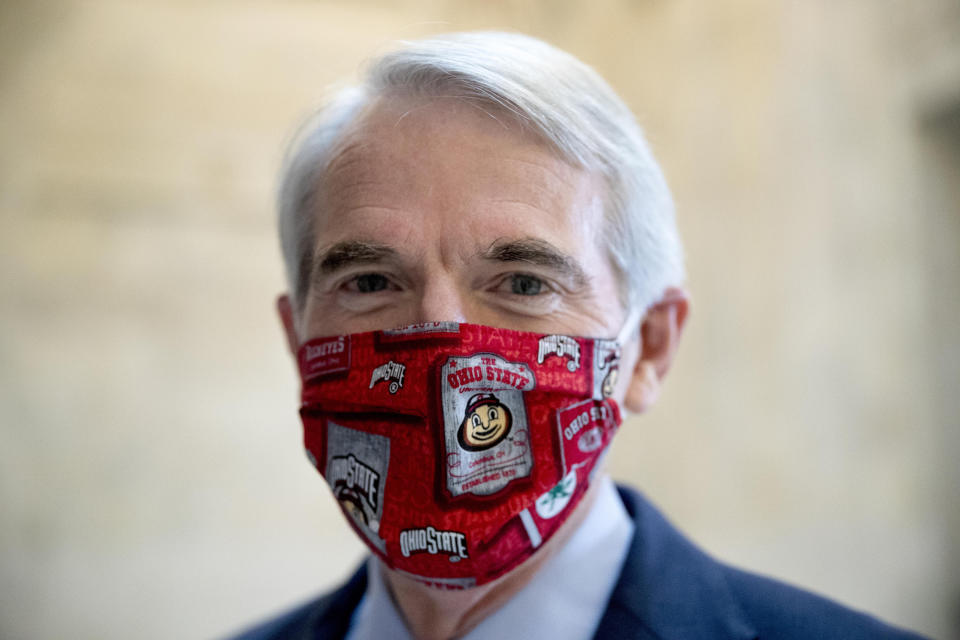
[295, 94, 637, 401]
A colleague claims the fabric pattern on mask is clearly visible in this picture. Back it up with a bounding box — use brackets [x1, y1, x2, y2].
[298, 322, 623, 588]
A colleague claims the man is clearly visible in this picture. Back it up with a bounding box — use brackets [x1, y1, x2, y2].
[235, 32, 924, 640]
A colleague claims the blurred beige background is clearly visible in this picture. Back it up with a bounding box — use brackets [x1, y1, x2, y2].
[1, 1, 958, 638]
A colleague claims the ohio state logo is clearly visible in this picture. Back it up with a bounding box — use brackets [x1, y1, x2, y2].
[369, 360, 406, 394]
[328, 454, 381, 512]
[538, 334, 581, 371]
[399, 526, 469, 561]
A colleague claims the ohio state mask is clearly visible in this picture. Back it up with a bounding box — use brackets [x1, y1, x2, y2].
[297, 321, 628, 588]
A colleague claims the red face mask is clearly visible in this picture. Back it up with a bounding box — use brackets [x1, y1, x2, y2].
[298, 322, 626, 589]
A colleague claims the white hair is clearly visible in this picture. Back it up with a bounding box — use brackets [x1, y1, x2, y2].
[277, 31, 684, 315]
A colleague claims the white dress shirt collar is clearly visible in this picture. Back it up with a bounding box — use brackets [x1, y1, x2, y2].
[345, 475, 634, 640]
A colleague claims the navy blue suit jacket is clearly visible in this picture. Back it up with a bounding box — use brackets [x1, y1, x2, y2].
[231, 486, 926, 639]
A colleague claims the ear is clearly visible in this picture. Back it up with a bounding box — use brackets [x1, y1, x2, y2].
[623, 287, 690, 414]
[276, 294, 301, 358]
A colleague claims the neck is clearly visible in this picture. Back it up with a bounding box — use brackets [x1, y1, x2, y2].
[381, 477, 604, 640]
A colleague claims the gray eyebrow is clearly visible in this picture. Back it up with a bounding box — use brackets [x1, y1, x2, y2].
[315, 241, 398, 275]
[482, 238, 589, 287]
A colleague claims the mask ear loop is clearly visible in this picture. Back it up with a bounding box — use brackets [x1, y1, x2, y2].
[615, 306, 642, 347]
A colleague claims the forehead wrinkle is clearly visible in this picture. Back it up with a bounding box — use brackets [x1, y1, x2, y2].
[328, 182, 401, 213]
[498, 155, 575, 188]
[317, 134, 410, 227]
[483, 155, 601, 226]
[319, 131, 405, 188]
[322, 140, 370, 187]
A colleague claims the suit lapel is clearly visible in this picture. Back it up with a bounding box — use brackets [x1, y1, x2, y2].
[592, 488, 757, 640]
[305, 563, 369, 640]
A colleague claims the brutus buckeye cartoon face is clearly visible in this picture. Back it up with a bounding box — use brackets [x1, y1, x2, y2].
[458, 393, 513, 451]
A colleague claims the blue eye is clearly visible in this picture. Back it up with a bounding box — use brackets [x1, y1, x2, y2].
[510, 274, 543, 296]
[355, 274, 389, 293]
